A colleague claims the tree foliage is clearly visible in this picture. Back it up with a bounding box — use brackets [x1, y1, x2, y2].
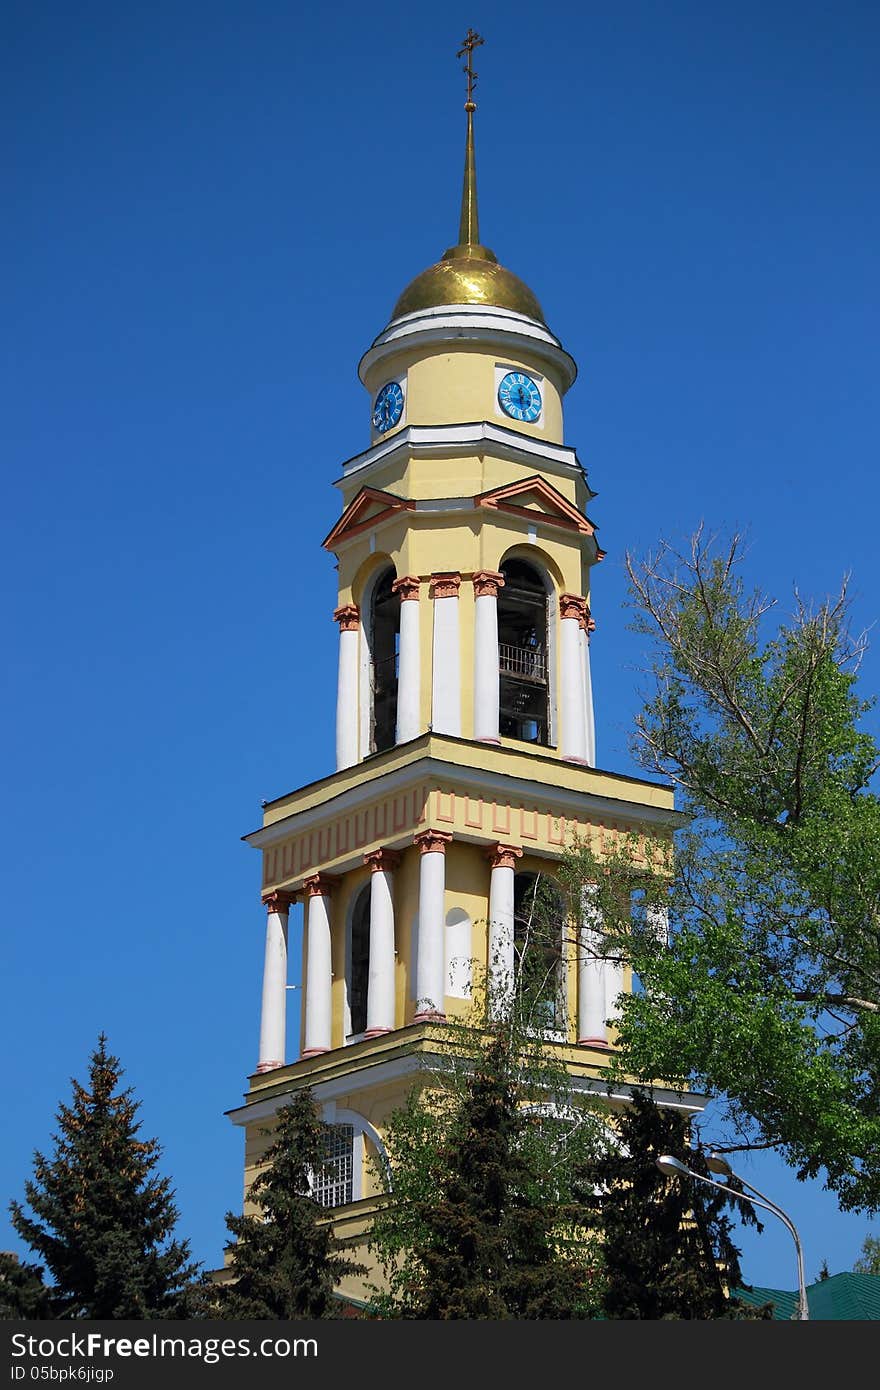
[368, 1029, 605, 1318]
[218, 1090, 363, 1319]
[575, 1089, 769, 1319]
[853, 1234, 880, 1275]
[0, 1254, 53, 1320]
[8, 1034, 198, 1318]
[561, 529, 880, 1211]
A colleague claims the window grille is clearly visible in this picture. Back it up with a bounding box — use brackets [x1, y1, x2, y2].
[312, 1124, 355, 1208]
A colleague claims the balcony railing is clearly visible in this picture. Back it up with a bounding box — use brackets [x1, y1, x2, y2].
[499, 642, 547, 682]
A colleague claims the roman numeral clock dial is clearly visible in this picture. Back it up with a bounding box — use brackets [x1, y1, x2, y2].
[497, 370, 542, 423]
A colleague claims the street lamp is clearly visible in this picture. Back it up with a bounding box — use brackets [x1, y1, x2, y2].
[655, 1153, 809, 1321]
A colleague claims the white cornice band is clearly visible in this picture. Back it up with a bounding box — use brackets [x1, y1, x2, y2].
[358, 302, 578, 391]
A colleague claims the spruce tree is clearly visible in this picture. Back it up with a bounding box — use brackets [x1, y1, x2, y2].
[0, 1253, 53, 1320]
[9, 1034, 198, 1318]
[219, 1090, 363, 1319]
[579, 1088, 766, 1319]
[375, 1032, 601, 1319]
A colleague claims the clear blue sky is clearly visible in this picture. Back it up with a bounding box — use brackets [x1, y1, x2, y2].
[2, 0, 878, 1296]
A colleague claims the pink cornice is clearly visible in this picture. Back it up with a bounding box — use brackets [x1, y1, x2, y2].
[472, 569, 506, 599]
[413, 829, 454, 855]
[392, 574, 421, 602]
[486, 843, 524, 870]
[429, 572, 461, 600]
[333, 603, 360, 632]
[364, 847, 402, 873]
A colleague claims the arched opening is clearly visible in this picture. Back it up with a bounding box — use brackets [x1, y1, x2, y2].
[370, 567, 400, 753]
[498, 558, 549, 745]
[348, 885, 371, 1037]
[513, 870, 565, 1032]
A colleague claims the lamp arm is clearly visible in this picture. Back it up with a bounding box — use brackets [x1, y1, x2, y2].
[670, 1164, 809, 1322]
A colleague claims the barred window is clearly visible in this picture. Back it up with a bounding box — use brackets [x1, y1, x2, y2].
[312, 1124, 355, 1208]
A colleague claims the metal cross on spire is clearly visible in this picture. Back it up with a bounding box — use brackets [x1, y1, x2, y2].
[457, 28, 485, 111]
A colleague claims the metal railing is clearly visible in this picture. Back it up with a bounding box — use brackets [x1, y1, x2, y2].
[499, 642, 547, 682]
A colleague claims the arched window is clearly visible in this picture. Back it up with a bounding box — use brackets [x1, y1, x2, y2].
[370, 568, 400, 753]
[498, 559, 549, 745]
[348, 885, 371, 1037]
[513, 870, 565, 1033]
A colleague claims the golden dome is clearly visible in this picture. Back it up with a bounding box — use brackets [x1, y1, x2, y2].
[391, 93, 545, 325]
[393, 242, 545, 323]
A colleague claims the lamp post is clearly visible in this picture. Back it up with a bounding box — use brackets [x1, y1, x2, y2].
[655, 1153, 809, 1321]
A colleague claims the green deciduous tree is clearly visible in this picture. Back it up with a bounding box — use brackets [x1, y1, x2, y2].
[9, 1035, 198, 1318]
[218, 1090, 363, 1319]
[561, 528, 880, 1212]
[853, 1234, 880, 1274]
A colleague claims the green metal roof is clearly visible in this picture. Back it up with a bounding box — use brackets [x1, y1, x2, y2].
[735, 1273, 880, 1320]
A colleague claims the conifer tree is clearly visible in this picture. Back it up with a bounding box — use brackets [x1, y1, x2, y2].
[0, 1253, 53, 1320]
[369, 1030, 603, 1319]
[578, 1088, 767, 1319]
[218, 1090, 363, 1319]
[9, 1034, 198, 1318]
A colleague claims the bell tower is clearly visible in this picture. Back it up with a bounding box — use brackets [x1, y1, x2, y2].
[226, 33, 685, 1297]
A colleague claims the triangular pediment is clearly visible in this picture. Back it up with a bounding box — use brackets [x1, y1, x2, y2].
[323, 486, 414, 551]
[474, 475, 598, 538]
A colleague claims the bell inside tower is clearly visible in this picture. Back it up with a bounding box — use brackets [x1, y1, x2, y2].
[498, 558, 549, 745]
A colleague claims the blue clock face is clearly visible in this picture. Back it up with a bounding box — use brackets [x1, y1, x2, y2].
[372, 380, 404, 433]
[498, 371, 542, 423]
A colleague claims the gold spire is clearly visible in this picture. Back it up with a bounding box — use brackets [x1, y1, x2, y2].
[456, 29, 483, 247]
[391, 31, 545, 325]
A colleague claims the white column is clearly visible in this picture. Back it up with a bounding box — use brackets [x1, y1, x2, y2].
[393, 576, 421, 744]
[302, 876, 334, 1056]
[580, 609, 596, 768]
[334, 604, 360, 770]
[430, 573, 461, 736]
[414, 830, 452, 1020]
[257, 892, 293, 1073]
[560, 593, 588, 763]
[486, 844, 522, 1019]
[473, 570, 504, 743]
[364, 848, 399, 1035]
[577, 883, 608, 1046]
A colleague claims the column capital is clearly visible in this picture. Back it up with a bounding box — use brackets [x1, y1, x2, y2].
[262, 890, 296, 914]
[413, 829, 453, 856]
[560, 592, 587, 622]
[472, 569, 505, 599]
[486, 843, 523, 870]
[392, 574, 421, 602]
[429, 572, 461, 600]
[301, 873, 339, 899]
[364, 847, 402, 873]
[333, 603, 360, 632]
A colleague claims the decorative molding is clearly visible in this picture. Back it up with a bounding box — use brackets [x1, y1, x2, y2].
[323, 485, 414, 552]
[301, 873, 339, 899]
[261, 890, 296, 914]
[472, 569, 505, 599]
[486, 843, 524, 871]
[559, 592, 587, 622]
[413, 829, 453, 856]
[475, 475, 597, 537]
[333, 603, 360, 632]
[391, 574, 421, 602]
[429, 572, 461, 600]
[363, 847, 402, 873]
